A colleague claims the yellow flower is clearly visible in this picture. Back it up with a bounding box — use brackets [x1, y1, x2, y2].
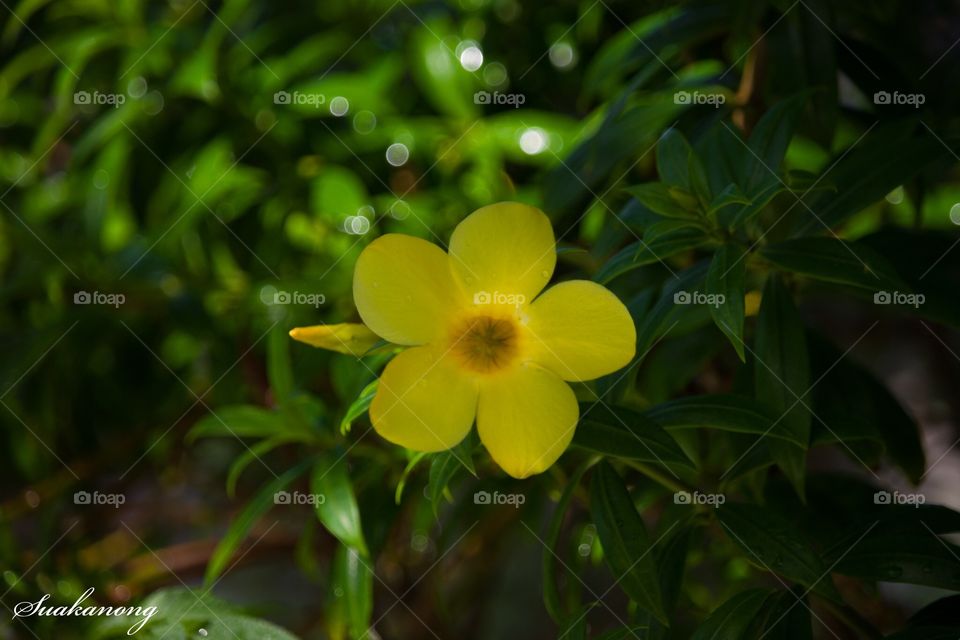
[298, 202, 636, 478]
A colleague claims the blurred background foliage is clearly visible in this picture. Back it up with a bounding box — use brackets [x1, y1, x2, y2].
[3, 0, 960, 638]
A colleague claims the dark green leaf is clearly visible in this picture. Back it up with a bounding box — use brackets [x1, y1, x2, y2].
[543, 461, 592, 624]
[595, 228, 708, 284]
[754, 276, 810, 497]
[742, 95, 806, 194]
[188, 405, 283, 441]
[832, 526, 960, 590]
[645, 394, 804, 447]
[633, 261, 711, 357]
[792, 125, 953, 234]
[590, 461, 667, 624]
[657, 128, 694, 189]
[718, 503, 841, 601]
[690, 588, 774, 640]
[809, 334, 924, 481]
[706, 245, 747, 361]
[625, 183, 700, 219]
[761, 237, 906, 291]
[574, 403, 694, 470]
[757, 588, 812, 640]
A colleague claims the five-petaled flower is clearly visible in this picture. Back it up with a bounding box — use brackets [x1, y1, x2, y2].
[291, 202, 636, 478]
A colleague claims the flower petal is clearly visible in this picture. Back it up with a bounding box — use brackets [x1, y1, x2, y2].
[476, 364, 578, 478]
[288, 323, 383, 356]
[526, 280, 636, 381]
[449, 202, 556, 304]
[354, 234, 465, 345]
[370, 346, 478, 452]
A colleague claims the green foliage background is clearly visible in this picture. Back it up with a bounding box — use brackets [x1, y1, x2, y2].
[2, 0, 960, 638]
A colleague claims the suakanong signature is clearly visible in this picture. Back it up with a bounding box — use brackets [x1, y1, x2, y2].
[12, 587, 158, 635]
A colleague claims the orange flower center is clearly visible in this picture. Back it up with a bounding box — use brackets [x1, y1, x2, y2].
[449, 315, 521, 374]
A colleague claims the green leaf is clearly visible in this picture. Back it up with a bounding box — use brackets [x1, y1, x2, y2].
[267, 325, 294, 403]
[426, 435, 477, 517]
[93, 587, 300, 639]
[725, 180, 789, 229]
[226, 436, 300, 498]
[809, 334, 924, 482]
[188, 405, 283, 441]
[718, 503, 841, 601]
[625, 183, 700, 219]
[831, 526, 960, 590]
[633, 261, 711, 358]
[742, 95, 806, 194]
[590, 461, 667, 625]
[312, 454, 368, 556]
[574, 403, 695, 470]
[543, 461, 593, 623]
[706, 245, 746, 361]
[761, 237, 906, 291]
[707, 183, 752, 215]
[645, 394, 804, 447]
[331, 544, 374, 639]
[754, 276, 810, 497]
[859, 228, 960, 329]
[657, 127, 694, 189]
[757, 588, 812, 640]
[595, 228, 708, 284]
[690, 588, 774, 640]
[205, 461, 309, 585]
[792, 126, 953, 234]
[340, 379, 378, 435]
